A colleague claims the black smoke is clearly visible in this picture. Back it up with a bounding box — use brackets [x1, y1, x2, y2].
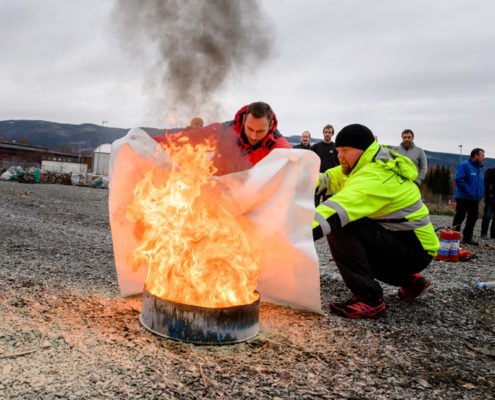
[113, 0, 274, 126]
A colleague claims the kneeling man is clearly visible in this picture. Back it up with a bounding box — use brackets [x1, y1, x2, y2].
[313, 124, 439, 318]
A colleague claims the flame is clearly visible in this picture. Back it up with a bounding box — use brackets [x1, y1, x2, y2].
[126, 136, 260, 307]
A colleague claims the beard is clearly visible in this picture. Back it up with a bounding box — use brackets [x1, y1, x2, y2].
[341, 163, 351, 175]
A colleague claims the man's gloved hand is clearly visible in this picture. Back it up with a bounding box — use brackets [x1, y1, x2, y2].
[315, 172, 330, 195]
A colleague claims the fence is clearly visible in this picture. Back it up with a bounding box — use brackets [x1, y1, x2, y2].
[423, 192, 485, 216]
[41, 161, 88, 174]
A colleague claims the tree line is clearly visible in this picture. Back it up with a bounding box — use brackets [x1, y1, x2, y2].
[424, 165, 453, 196]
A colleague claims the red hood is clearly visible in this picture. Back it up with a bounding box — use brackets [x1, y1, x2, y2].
[232, 105, 279, 139]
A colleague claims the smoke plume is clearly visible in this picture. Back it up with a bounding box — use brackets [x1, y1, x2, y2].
[113, 0, 274, 127]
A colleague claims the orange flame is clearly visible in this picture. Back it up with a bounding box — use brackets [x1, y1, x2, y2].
[126, 136, 260, 307]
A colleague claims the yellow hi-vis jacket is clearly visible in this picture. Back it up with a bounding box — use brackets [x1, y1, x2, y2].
[313, 141, 440, 256]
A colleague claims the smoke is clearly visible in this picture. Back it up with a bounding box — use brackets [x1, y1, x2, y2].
[113, 0, 274, 127]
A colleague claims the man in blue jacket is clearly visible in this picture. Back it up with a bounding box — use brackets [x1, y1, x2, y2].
[452, 148, 485, 245]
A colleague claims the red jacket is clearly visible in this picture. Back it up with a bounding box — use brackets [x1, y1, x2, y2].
[227, 105, 291, 165]
[154, 105, 291, 174]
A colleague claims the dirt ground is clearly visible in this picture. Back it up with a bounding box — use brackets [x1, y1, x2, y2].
[0, 181, 494, 399]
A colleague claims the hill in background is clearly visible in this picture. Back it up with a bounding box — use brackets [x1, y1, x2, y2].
[0, 120, 163, 154]
[0, 119, 493, 168]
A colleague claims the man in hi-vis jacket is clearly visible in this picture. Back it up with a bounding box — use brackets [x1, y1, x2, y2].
[313, 124, 439, 319]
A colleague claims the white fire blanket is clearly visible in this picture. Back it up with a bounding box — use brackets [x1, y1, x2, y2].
[109, 128, 322, 313]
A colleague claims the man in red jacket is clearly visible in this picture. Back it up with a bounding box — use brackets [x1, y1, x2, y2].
[154, 102, 291, 174]
[225, 101, 291, 165]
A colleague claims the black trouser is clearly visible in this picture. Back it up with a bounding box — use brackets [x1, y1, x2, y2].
[481, 198, 495, 238]
[452, 198, 479, 241]
[326, 218, 432, 300]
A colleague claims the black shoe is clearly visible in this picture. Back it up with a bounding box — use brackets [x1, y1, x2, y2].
[461, 239, 479, 246]
[330, 296, 385, 319]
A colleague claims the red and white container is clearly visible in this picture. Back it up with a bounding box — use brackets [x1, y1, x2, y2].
[436, 229, 453, 261]
[448, 230, 461, 262]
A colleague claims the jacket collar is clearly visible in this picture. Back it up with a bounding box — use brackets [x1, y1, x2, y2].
[468, 159, 484, 168]
[347, 140, 380, 176]
[349, 141, 419, 181]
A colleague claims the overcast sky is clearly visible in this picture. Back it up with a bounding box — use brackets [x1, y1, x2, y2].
[1, 0, 494, 156]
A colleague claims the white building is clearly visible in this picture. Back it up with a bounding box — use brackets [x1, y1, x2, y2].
[92, 143, 112, 176]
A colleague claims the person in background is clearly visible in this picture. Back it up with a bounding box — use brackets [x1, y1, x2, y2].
[395, 129, 427, 186]
[452, 148, 485, 245]
[293, 131, 312, 150]
[189, 117, 204, 129]
[480, 167, 495, 239]
[312, 124, 439, 319]
[311, 124, 339, 205]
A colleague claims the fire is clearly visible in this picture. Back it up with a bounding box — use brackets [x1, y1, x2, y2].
[125, 136, 260, 308]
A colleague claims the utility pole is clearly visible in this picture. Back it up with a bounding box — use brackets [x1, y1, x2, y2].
[458, 144, 463, 164]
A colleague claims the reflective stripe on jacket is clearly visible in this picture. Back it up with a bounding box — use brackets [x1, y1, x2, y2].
[313, 141, 439, 256]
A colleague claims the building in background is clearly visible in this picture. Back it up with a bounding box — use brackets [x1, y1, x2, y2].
[0, 141, 92, 171]
[92, 143, 111, 176]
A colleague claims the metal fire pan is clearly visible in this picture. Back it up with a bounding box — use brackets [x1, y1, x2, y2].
[140, 288, 259, 345]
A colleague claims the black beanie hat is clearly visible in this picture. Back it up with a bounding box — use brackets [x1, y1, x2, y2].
[335, 124, 375, 151]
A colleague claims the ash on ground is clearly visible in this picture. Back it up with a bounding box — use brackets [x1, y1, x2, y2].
[0, 182, 493, 400]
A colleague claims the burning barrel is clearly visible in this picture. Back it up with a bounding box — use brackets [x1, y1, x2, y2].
[140, 288, 260, 344]
[126, 137, 262, 344]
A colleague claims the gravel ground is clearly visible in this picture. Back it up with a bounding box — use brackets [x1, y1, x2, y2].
[0, 181, 494, 400]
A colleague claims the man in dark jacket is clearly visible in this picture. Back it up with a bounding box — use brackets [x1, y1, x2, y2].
[311, 124, 339, 205]
[293, 131, 312, 150]
[452, 148, 485, 245]
[480, 167, 495, 239]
